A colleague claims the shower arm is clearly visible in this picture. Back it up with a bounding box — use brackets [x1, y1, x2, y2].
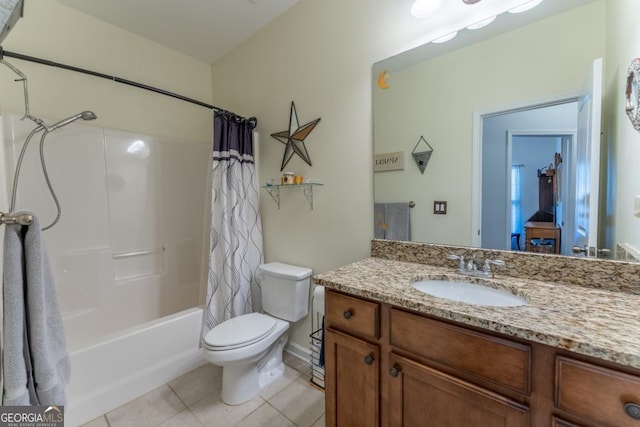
[0, 53, 46, 129]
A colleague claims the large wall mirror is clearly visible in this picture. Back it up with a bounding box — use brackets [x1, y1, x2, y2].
[372, 0, 635, 259]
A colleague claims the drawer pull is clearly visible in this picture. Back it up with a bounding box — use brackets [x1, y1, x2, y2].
[343, 310, 353, 319]
[364, 354, 375, 365]
[624, 402, 640, 420]
[390, 365, 401, 377]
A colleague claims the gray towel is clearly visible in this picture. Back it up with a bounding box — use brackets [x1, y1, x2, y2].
[3, 212, 70, 405]
[374, 203, 386, 239]
[373, 203, 412, 241]
[384, 203, 411, 241]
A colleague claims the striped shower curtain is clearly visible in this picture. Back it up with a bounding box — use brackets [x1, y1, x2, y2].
[202, 111, 264, 340]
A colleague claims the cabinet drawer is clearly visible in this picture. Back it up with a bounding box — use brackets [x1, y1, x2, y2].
[390, 308, 531, 394]
[556, 356, 640, 426]
[326, 291, 379, 339]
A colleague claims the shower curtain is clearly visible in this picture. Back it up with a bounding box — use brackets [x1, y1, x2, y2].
[202, 111, 263, 339]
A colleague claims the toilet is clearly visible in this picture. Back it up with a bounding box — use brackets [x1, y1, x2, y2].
[203, 262, 312, 405]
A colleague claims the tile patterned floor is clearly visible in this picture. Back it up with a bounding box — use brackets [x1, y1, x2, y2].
[80, 353, 325, 427]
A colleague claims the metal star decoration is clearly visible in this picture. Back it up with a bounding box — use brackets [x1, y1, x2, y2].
[271, 102, 321, 171]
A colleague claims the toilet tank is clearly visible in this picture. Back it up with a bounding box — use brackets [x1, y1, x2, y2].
[259, 262, 312, 322]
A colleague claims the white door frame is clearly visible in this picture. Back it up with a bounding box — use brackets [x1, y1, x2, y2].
[505, 130, 577, 250]
[471, 94, 579, 247]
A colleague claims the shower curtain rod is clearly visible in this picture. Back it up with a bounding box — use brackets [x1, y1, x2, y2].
[0, 48, 248, 119]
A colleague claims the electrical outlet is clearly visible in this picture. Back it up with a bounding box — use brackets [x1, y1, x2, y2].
[434, 201, 447, 215]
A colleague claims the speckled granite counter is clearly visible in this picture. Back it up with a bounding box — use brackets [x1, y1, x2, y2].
[314, 254, 640, 370]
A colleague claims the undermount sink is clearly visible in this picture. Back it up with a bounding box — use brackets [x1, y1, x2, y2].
[411, 279, 527, 307]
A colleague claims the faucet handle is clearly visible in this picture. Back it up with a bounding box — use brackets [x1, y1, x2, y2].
[483, 259, 505, 272]
[447, 254, 465, 270]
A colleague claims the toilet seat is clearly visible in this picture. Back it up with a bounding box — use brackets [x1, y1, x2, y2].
[204, 312, 277, 351]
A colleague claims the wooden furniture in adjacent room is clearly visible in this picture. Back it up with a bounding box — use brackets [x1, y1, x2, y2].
[524, 221, 560, 254]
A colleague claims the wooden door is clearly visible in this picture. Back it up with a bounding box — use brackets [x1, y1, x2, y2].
[388, 353, 529, 427]
[325, 328, 380, 427]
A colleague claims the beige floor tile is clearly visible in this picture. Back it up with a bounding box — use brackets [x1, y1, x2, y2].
[106, 384, 185, 427]
[157, 409, 203, 427]
[268, 378, 325, 427]
[168, 363, 222, 406]
[234, 403, 295, 427]
[311, 413, 325, 427]
[189, 387, 265, 426]
[259, 365, 302, 401]
[79, 415, 109, 427]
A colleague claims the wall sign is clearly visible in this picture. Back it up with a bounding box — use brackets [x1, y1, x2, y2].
[374, 151, 405, 172]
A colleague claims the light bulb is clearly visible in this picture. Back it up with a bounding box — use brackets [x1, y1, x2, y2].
[410, 0, 444, 18]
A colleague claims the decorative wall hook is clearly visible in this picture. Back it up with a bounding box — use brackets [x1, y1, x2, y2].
[411, 136, 433, 174]
[625, 58, 640, 131]
[271, 102, 321, 171]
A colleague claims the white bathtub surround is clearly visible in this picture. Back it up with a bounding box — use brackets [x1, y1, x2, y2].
[2, 114, 208, 350]
[203, 112, 264, 337]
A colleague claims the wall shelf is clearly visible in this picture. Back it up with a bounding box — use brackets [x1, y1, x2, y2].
[261, 183, 323, 210]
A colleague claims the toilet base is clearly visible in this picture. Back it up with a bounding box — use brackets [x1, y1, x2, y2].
[220, 333, 288, 405]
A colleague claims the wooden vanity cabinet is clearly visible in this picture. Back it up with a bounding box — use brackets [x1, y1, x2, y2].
[325, 291, 381, 426]
[325, 290, 640, 427]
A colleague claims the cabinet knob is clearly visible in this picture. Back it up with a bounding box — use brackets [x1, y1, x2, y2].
[390, 365, 401, 377]
[364, 354, 375, 365]
[624, 402, 640, 420]
[343, 310, 353, 319]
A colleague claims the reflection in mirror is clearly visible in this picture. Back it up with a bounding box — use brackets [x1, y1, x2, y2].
[370, 0, 635, 259]
[626, 58, 640, 131]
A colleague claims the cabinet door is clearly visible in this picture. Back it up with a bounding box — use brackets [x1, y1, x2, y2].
[388, 353, 529, 427]
[325, 328, 379, 427]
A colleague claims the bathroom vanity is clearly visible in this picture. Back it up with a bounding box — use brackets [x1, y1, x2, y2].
[314, 240, 640, 427]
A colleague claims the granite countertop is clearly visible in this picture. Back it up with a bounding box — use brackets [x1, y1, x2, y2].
[313, 257, 640, 370]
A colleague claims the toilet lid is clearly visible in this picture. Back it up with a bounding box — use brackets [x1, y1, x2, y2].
[204, 312, 278, 350]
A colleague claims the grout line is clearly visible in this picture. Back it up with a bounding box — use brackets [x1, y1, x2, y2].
[265, 401, 298, 427]
[166, 381, 189, 409]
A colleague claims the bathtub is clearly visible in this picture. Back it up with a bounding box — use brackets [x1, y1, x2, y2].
[65, 307, 207, 427]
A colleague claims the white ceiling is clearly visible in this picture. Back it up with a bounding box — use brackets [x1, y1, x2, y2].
[54, 0, 301, 64]
[52, 0, 589, 66]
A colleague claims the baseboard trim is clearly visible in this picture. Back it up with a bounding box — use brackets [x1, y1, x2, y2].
[285, 341, 311, 361]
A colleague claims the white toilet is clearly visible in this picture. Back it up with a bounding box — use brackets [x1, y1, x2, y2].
[203, 262, 312, 405]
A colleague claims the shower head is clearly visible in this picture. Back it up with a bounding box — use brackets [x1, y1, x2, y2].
[48, 110, 97, 131]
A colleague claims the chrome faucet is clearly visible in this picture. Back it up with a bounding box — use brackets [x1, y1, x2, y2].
[447, 254, 505, 278]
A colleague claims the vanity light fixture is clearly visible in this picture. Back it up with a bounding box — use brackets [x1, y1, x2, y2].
[410, 0, 444, 18]
[432, 31, 458, 43]
[508, 0, 544, 14]
[466, 15, 496, 30]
